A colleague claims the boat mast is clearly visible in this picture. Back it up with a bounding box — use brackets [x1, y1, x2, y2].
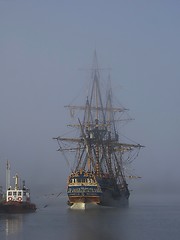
[90, 51, 106, 176]
[14, 174, 19, 190]
[6, 160, 10, 191]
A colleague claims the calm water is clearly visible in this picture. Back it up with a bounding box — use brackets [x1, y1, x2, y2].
[0, 194, 180, 240]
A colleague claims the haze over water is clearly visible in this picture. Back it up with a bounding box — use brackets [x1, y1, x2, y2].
[1, 193, 180, 240]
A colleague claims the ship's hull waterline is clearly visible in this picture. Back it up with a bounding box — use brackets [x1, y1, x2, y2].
[1, 202, 36, 213]
[68, 190, 129, 209]
[69, 202, 100, 210]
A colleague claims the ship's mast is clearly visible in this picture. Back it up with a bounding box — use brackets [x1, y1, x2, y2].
[6, 160, 10, 191]
[54, 52, 144, 178]
[14, 174, 19, 190]
[89, 51, 106, 176]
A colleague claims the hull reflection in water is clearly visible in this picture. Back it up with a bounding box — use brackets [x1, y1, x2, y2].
[5, 214, 23, 236]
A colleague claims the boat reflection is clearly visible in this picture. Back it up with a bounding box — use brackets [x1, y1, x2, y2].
[67, 206, 129, 240]
[5, 214, 23, 236]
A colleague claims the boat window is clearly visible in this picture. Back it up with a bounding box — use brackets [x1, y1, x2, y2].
[13, 191, 17, 196]
[8, 191, 12, 196]
[18, 191, 22, 196]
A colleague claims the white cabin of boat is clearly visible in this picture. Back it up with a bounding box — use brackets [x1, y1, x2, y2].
[6, 174, 30, 203]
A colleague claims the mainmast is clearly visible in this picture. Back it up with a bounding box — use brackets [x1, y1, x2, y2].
[89, 51, 106, 176]
[90, 50, 106, 125]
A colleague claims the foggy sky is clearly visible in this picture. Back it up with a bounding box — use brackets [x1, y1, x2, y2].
[0, 0, 180, 196]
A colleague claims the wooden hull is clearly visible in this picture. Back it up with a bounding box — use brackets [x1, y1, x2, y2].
[66, 170, 130, 209]
[99, 190, 129, 207]
[68, 195, 101, 204]
[67, 189, 129, 209]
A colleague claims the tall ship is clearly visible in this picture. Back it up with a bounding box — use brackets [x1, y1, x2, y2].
[54, 52, 144, 209]
[1, 161, 36, 213]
